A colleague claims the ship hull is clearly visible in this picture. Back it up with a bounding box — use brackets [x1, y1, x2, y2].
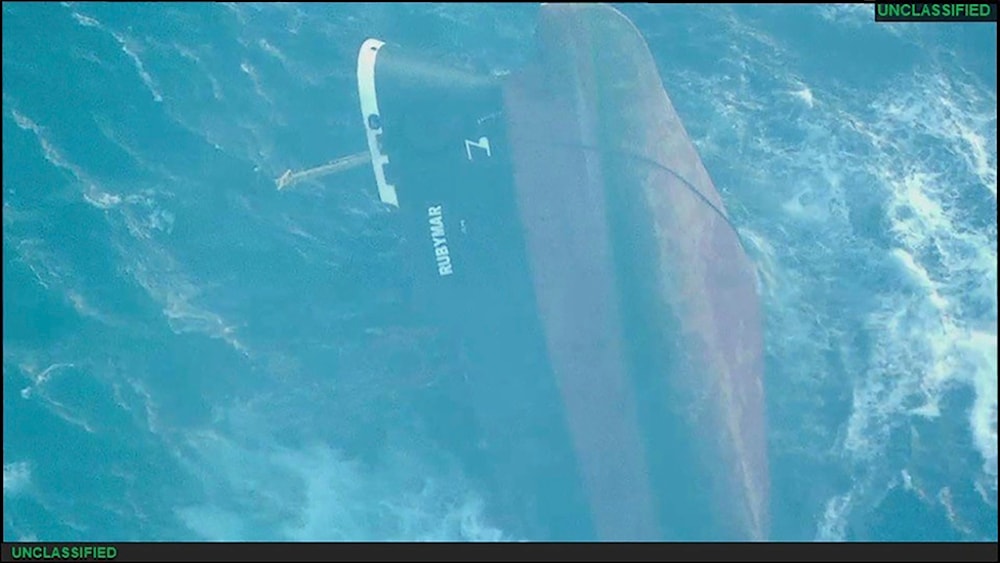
[356, 3, 769, 541]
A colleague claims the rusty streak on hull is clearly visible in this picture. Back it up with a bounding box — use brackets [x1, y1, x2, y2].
[504, 4, 769, 541]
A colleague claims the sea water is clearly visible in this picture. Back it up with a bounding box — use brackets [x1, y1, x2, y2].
[3, 3, 996, 541]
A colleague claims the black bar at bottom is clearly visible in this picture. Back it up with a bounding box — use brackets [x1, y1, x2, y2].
[2, 542, 998, 563]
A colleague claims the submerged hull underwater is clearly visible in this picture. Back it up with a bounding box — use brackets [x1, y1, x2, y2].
[355, 4, 769, 541]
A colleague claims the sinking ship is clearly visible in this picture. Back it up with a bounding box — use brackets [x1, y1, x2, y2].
[284, 3, 769, 541]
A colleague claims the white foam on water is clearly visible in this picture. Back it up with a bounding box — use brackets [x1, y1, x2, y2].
[857, 75, 997, 479]
[8, 108, 121, 209]
[826, 69, 997, 535]
[257, 38, 289, 67]
[66, 7, 163, 103]
[123, 247, 250, 357]
[111, 34, 163, 103]
[816, 492, 852, 541]
[7, 107, 129, 213]
[172, 406, 512, 542]
[7, 107, 230, 349]
[11, 116, 235, 350]
[174, 44, 226, 101]
[5, 234, 114, 324]
[790, 84, 816, 109]
[3, 462, 32, 497]
[671, 6, 996, 539]
[239, 61, 272, 106]
[12, 361, 99, 435]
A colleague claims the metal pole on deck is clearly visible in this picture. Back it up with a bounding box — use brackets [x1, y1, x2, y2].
[275, 151, 371, 191]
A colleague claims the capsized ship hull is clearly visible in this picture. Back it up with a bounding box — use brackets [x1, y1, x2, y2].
[355, 3, 769, 541]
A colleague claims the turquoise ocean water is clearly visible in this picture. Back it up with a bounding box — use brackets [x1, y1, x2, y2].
[3, 3, 996, 541]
